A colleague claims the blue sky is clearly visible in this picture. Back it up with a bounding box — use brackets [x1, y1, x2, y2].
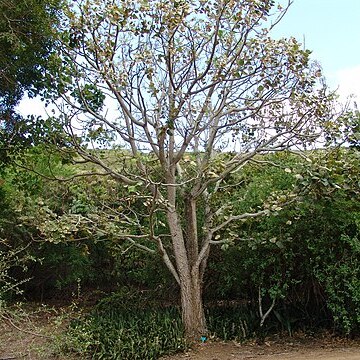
[273, 0, 360, 99]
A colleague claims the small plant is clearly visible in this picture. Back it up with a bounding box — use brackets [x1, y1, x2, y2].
[206, 304, 258, 341]
[0, 239, 36, 304]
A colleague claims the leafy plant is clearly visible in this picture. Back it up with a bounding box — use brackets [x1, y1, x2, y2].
[206, 304, 258, 341]
[60, 301, 187, 360]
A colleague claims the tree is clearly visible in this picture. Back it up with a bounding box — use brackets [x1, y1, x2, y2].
[0, 0, 62, 157]
[38, 0, 341, 339]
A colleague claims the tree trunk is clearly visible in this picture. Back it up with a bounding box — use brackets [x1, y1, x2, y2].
[185, 198, 198, 269]
[179, 270, 207, 341]
[165, 169, 207, 340]
[166, 202, 207, 340]
[180, 197, 207, 340]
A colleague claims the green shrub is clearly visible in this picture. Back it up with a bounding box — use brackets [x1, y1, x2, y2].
[312, 234, 360, 334]
[206, 150, 360, 335]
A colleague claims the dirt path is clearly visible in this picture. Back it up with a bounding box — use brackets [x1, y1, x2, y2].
[162, 337, 360, 360]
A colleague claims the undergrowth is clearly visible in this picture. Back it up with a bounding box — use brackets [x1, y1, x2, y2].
[56, 288, 346, 359]
[58, 302, 187, 359]
[57, 295, 262, 359]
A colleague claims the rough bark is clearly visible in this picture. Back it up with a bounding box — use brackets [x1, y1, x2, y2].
[182, 197, 208, 339]
[166, 173, 208, 339]
[166, 205, 207, 339]
[185, 198, 199, 268]
[180, 271, 207, 340]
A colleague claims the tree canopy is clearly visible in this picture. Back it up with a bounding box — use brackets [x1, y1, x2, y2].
[0, 0, 61, 128]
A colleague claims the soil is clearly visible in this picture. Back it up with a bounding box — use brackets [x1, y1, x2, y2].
[0, 304, 78, 360]
[1, 305, 360, 360]
[161, 336, 360, 360]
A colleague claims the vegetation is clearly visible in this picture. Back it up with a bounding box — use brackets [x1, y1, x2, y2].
[0, 0, 61, 112]
[0, 0, 359, 358]
[0, 0, 62, 167]
[62, 305, 186, 359]
[1, 148, 359, 343]
[208, 149, 360, 334]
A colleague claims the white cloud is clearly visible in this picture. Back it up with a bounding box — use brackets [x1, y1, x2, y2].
[333, 65, 360, 103]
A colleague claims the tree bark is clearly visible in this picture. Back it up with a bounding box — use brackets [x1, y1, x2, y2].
[185, 197, 198, 268]
[181, 199, 208, 340]
[166, 207, 207, 339]
[166, 201, 207, 339]
[179, 268, 207, 340]
[165, 162, 208, 340]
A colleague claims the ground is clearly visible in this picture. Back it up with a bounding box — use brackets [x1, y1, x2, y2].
[161, 337, 360, 360]
[0, 304, 78, 360]
[0, 305, 359, 359]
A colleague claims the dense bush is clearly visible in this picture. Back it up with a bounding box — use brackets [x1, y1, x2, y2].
[206, 149, 360, 335]
[0, 164, 38, 303]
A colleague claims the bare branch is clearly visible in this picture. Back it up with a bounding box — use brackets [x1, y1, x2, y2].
[124, 237, 156, 254]
[259, 286, 277, 328]
[211, 209, 268, 235]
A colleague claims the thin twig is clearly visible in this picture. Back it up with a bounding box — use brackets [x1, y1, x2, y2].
[1, 314, 53, 339]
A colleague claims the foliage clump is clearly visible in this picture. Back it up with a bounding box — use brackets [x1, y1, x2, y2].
[60, 290, 187, 360]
